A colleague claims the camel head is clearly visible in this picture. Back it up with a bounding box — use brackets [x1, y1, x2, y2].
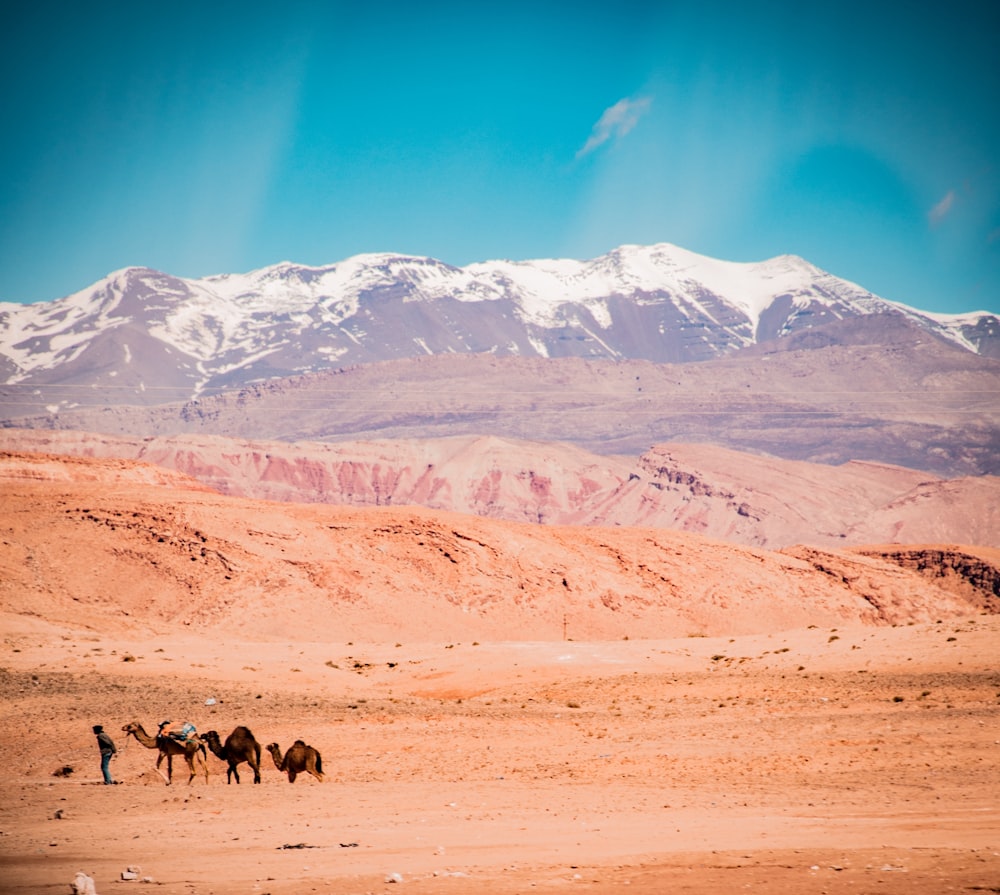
[199, 730, 223, 756]
[265, 742, 285, 766]
[122, 721, 142, 736]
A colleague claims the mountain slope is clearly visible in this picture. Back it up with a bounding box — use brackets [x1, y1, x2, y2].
[1, 451, 995, 641]
[4, 430, 998, 549]
[6, 319, 999, 476]
[2, 244, 997, 418]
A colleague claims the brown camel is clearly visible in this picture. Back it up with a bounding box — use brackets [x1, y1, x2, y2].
[200, 726, 262, 784]
[266, 740, 324, 783]
[121, 721, 209, 785]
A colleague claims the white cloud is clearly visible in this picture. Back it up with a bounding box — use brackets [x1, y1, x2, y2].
[577, 96, 652, 158]
[928, 189, 955, 225]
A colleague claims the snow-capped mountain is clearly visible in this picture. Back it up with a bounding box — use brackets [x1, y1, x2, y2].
[1, 243, 996, 410]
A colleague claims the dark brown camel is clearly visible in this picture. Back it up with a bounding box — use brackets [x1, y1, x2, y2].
[265, 740, 324, 783]
[121, 721, 209, 785]
[199, 726, 262, 784]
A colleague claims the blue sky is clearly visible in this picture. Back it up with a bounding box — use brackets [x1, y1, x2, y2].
[2, 1, 998, 314]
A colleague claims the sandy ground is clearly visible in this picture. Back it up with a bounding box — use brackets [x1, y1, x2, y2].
[1, 615, 998, 894]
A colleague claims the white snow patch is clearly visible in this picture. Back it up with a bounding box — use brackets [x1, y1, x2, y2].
[580, 326, 621, 357]
[317, 345, 350, 360]
[526, 335, 550, 357]
[339, 326, 364, 346]
[914, 307, 997, 325]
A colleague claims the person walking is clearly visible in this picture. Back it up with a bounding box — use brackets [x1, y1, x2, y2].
[93, 724, 118, 784]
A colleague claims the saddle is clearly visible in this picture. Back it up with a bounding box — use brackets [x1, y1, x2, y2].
[159, 720, 197, 744]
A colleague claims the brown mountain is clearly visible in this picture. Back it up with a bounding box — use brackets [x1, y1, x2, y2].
[3, 429, 997, 550]
[1, 451, 995, 642]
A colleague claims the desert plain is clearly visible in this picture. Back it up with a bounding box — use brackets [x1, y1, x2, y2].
[1, 453, 998, 894]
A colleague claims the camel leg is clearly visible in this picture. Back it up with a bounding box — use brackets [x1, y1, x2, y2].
[287, 769, 297, 783]
[186, 753, 208, 784]
[156, 753, 171, 785]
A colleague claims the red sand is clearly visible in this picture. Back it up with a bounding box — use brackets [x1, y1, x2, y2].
[1, 455, 998, 893]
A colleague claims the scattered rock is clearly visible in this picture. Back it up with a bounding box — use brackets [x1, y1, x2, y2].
[71, 871, 97, 894]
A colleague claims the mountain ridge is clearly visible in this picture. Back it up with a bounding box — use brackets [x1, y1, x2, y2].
[3, 429, 997, 550]
[3, 244, 997, 416]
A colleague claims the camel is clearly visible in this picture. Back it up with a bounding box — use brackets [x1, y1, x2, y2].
[265, 740, 324, 783]
[199, 726, 262, 784]
[121, 721, 209, 785]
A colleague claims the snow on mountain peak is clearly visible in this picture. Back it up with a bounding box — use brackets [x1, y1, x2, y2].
[1, 243, 994, 396]
[107, 245, 875, 334]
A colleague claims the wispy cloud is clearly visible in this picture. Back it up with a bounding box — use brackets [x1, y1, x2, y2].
[928, 189, 956, 225]
[577, 96, 651, 158]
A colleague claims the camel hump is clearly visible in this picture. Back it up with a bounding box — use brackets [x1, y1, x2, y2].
[293, 739, 306, 746]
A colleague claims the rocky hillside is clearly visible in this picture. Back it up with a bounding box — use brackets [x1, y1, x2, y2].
[1, 451, 995, 642]
[3, 431, 999, 549]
